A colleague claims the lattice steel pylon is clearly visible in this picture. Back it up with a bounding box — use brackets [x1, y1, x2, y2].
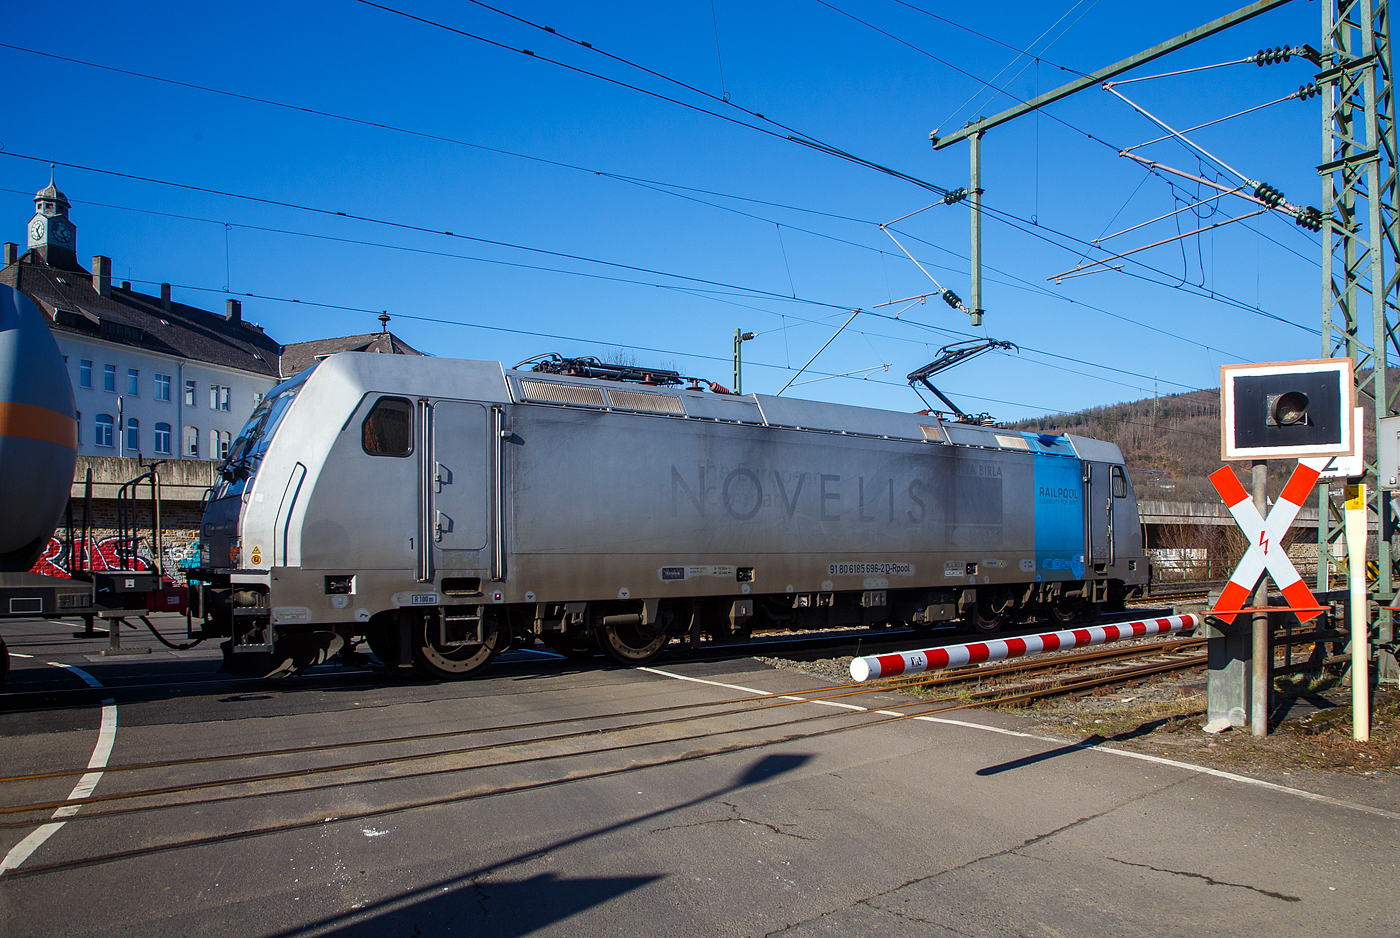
[1318, 0, 1398, 677]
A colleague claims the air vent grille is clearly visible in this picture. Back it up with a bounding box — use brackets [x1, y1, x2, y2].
[519, 380, 606, 407]
[608, 390, 684, 414]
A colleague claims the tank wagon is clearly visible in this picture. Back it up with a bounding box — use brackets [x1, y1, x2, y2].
[191, 352, 1148, 678]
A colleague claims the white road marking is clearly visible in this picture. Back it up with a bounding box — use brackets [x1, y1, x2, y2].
[9, 652, 34, 658]
[638, 666, 1400, 823]
[44, 661, 104, 688]
[0, 663, 117, 876]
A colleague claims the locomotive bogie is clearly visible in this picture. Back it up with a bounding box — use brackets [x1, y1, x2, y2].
[192, 353, 1149, 677]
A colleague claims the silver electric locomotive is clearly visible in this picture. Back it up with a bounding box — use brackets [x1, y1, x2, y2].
[192, 352, 1148, 678]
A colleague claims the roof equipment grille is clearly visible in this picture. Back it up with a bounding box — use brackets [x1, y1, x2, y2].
[518, 379, 607, 407]
[919, 425, 945, 442]
[608, 389, 684, 414]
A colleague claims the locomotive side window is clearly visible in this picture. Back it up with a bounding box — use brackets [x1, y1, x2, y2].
[1111, 466, 1126, 498]
[363, 397, 414, 456]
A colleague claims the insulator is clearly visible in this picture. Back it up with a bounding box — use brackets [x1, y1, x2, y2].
[1257, 45, 1290, 66]
[941, 289, 962, 309]
[1296, 206, 1324, 231]
[1254, 183, 1284, 208]
[1298, 82, 1320, 101]
[942, 187, 968, 205]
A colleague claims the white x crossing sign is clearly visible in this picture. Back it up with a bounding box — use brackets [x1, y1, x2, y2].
[1209, 462, 1323, 624]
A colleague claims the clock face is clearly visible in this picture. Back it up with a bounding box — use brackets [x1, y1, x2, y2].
[52, 222, 72, 244]
[30, 219, 44, 242]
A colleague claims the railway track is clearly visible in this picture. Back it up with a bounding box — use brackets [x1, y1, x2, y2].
[880, 634, 1207, 706]
[0, 632, 1207, 878]
[0, 609, 1182, 713]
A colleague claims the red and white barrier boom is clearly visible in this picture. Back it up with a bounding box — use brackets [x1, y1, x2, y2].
[848, 613, 1202, 682]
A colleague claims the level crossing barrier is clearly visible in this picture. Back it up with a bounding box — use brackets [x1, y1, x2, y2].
[849, 613, 1202, 682]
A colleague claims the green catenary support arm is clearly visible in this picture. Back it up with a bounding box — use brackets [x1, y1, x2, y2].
[930, 0, 1299, 149]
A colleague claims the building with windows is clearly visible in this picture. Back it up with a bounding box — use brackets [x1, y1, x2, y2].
[2, 176, 284, 462]
[4, 175, 430, 582]
[279, 327, 423, 377]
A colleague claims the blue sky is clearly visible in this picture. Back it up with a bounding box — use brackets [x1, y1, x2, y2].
[0, 0, 1335, 420]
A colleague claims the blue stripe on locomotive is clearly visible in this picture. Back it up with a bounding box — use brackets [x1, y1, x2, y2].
[1027, 434, 1085, 580]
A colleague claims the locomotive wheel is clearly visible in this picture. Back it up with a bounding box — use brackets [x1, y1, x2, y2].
[1049, 596, 1081, 626]
[412, 610, 507, 679]
[972, 589, 1014, 634]
[598, 620, 670, 664]
[971, 604, 1006, 634]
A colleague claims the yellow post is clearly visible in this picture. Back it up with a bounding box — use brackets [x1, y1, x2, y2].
[1345, 483, 1370, 742]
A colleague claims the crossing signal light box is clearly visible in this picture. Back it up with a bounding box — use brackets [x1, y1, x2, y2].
[1221, 358, 1354, 460]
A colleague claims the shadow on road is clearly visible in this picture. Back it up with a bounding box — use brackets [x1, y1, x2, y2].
[974, 717, 1176, 776]
[264, 753, 813, 938]
[319, 872, 662, 938]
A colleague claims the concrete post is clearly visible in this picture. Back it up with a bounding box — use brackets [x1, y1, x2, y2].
[1207, 605, 1251, 728]
[1345, 483, 1370, 741]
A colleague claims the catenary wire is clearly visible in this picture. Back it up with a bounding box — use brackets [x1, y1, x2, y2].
[137, 268, 1195, 401]
[0, 42, 875, 230]
[102, 264, 1215, 419]
[0, 149, 854, 312]
[966, 199, 1322, 336]
[0, 178, 1237, 391]
[352, 0, 952, 195]
[939, 0, 1102, 134]
[803, 0, 1323, 296]
[889, 0, 1086, 75]
[0, 44, 1318, 348]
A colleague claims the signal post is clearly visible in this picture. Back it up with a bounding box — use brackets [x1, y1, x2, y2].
[1210, 359, 1368, 738]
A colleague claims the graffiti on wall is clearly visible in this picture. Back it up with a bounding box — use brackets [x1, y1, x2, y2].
[30, 536, 193, 586]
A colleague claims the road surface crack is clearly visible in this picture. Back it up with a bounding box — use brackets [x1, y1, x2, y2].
[761, 785, 1195, 937]
[650, 801, 812, 840]
[471, 877, 491, 917]
[1105, 857, 1301, 902]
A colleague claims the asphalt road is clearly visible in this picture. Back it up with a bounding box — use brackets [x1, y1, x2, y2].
[0, 615, 1396, 937]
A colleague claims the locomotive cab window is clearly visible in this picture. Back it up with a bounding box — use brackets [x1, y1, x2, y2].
[362, 397, 414, 456]
[1111, 466, 1126, 498]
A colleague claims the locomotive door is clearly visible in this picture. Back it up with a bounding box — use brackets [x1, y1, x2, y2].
[430, 401, 490, 573]
[1086, 461, 1113, 565]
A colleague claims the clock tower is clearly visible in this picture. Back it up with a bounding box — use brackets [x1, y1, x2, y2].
[27, 170, 79, 270]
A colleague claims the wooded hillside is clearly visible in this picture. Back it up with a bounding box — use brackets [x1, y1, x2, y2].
[1006, 381, 1375, 503]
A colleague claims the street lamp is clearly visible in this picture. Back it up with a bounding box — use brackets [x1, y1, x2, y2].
[733, 330, 755, 394]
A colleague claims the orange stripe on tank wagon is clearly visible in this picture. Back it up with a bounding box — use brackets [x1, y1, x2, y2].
[0, 401, 77, 449]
